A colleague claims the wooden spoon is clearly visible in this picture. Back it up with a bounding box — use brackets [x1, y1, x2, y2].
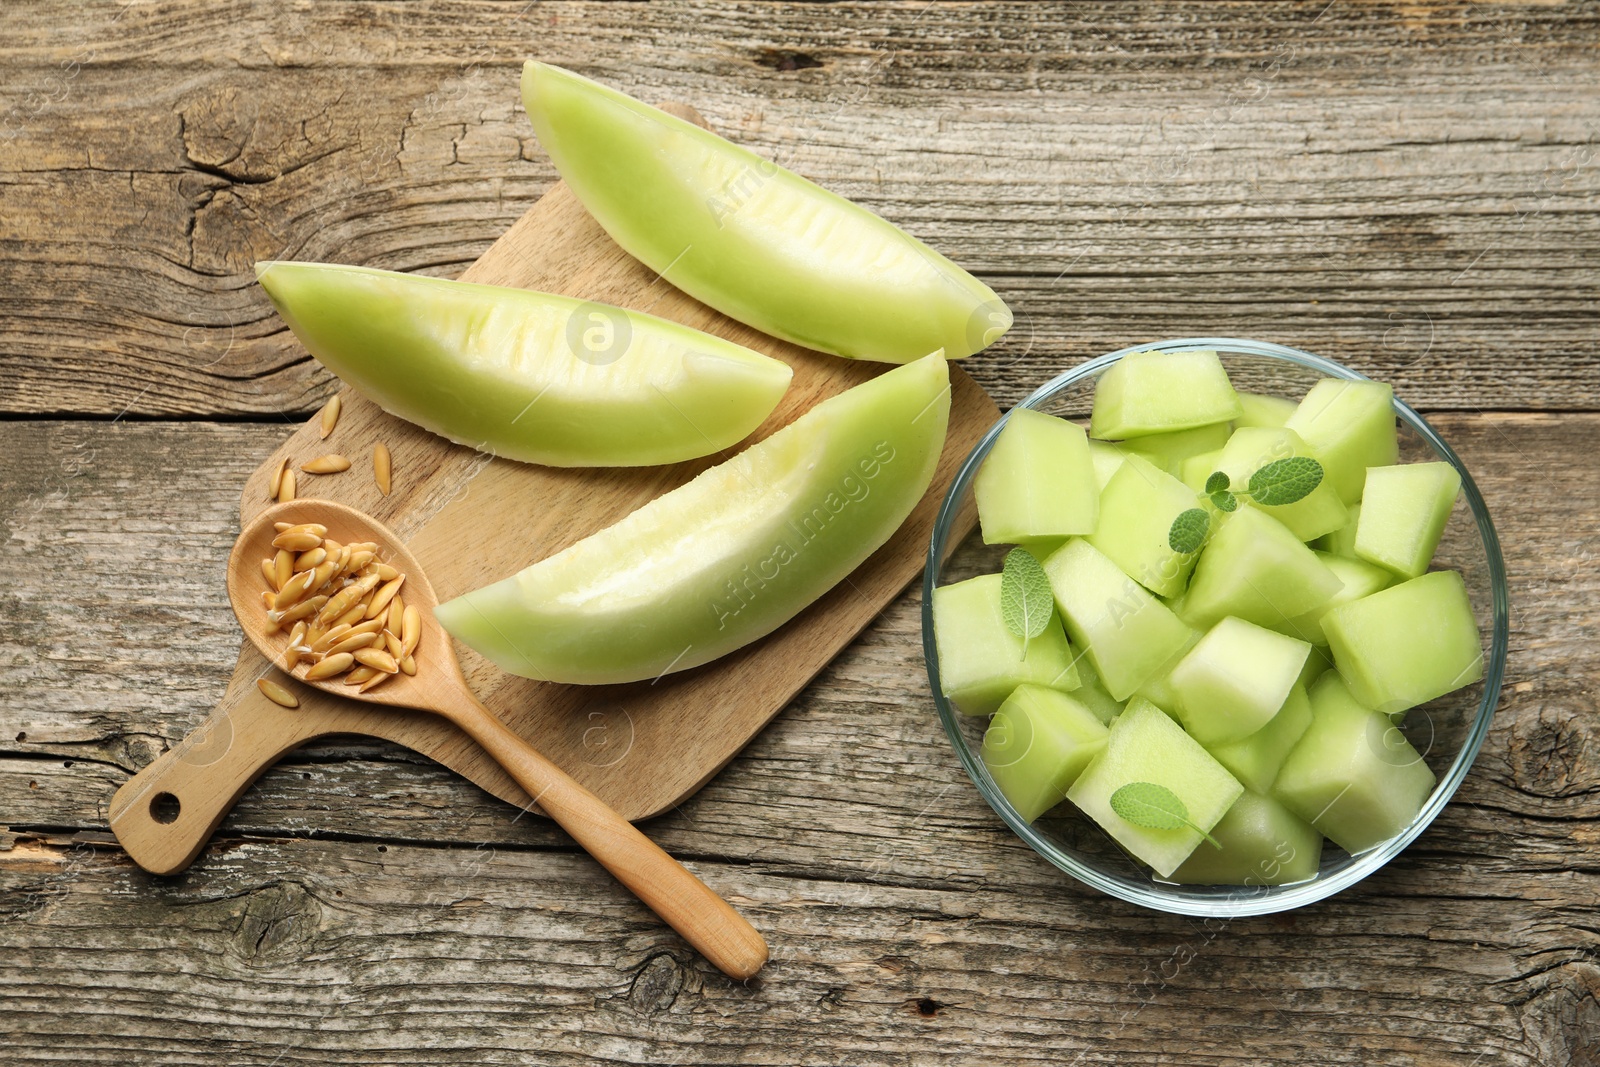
[223, 499, 768, 980]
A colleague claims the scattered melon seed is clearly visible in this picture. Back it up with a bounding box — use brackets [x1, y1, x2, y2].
[268, 457, 289, 501]
[277, 468, 296, 502]
[373, 443, 393, 496]
[301, 454, 351, 475]
[319, 395, 341, 440]
[256, 678, 300, 709]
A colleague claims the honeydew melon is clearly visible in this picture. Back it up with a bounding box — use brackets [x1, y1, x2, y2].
[1041, 540, 1195, 701]
[1205, 682, 1314, 794]
[1088, 454, 1202, 598]
[1180, 449, 1225, 491]
[1168, 791, 1323, 886]
[974, 408, 1098, 545]
[1235, 391, 1299, 430]
[1283, 378, 1398, 503]
[1072, 656, 1129, 725]
[1131, 625, 1202, 712]
[1086, 439, 1129, 491]
[1067, 699, 1244, 878]
[1167, 617, 1312, 744]
[1182, 507, 1345, 632]
[1213, 425, 1350, 542]
[1354, 462, 1461, 579]
[932, 573, 1081, 716]
[1283, 553, 1393, 646]
[1320, 570, 1484, 715]
[1274, 672, 1436, 853]
[436, 355, 949, 684]
[1089, 349, 1242, 440]
[1315, 504, 1361, 559]
[1119, 422, 1233, 477]
[981, 686, 1110, 822]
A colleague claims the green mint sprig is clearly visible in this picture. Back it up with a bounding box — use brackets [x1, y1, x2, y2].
[999, 547, 1054, 660]
[1109, 781, 1222, 848]
[1166, 457, 1325, 555]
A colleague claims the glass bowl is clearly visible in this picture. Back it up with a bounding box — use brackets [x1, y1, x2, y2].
[923, 338, 1509, 916]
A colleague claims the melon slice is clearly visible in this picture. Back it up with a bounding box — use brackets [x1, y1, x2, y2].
[1214, 425, 1350, 542]
[1041, 540, 1195, 701]
[1089, 349, 1242, 440]
[1183, 507, 1345, 632]
[1168, 791, 1323, 886]
[1132, 625, 1203, 712]
[974, 408, 1099, 545]
[1354, 461, 1461, 579]
[1205, 682, 1314, 794]
[1235, 391, 1299, 430]
[1072, 656, 1129, 725]
[1167, 616, 1312, 744]
[1274, 673, 1437, 853]
[1180, 448, 1225, 492]
[932, 573, 1081, 716]
[1119, 422, 1233, 477]
[1315, 504, 1361, 559]
[1284, 552, 1394, 646]
[1086, 439, 1129, 491]
[981, 686, 1110, 822]
[1283, 378, 1398, 503]
[1088, 453, 1202, 598]
[1320, 570, 1484, 715]
[1067, 699, 1244, 878]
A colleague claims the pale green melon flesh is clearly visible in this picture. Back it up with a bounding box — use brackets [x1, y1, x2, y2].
[1089, 349, 1243, 440]
[1285, 552, 1394, 646]
[1315, 503, 1362, 559]
[1042, 540, 1195, 701]
[1274, 673, 1436, 853]
[974, 408, 1099, 545]
[1320, 570, 1484, 715]
[1354, 461, 1461, 579]
[1067, 699, 1244, 878]
[982, 686, 1110, 822]
[1205, 683, 1314, 794]
[932, 573, 1082, 716]
[1234, 391, 1299, 429]
[1167, 616, 1312, 744]
[1086, 439, 1129, 492]
[1180, 448, 1225, 491]
[1132, 625, 1202, 712]
[1183, 507, 1345, 632]
[1168, 791, 1323, 886]
[1088, 453, 1202, 598]
[1214, 425, 1350, 542]
[1283, 378, 1399, 503]
[1119, 422, 1233, 477]
[1072, 656, 1130, 725]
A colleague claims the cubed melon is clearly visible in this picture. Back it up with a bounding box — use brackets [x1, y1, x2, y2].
[1180, 448, 1225, 492]
[1067, 699, 1244, 878]
[1042, 540, 1195, 701]
[1206, 682, 1314, 794]
[1168, 616, 1312, 744]
[1283, 378, 1398, 503]
[1214, 426, 1350, 542]
[1296, 644, 1334, 692]
[1314, 504, 1361, 559]
[1071, 655, 1128, 725]
[974, 408, 1100, 545]
[1234, 391, 1299, 430]
[1320, 570, 1484, 715]
[1120, 422, 1233, 477]
[1183, 507, 1345, 632]
[1088, 453, 1201, 598]
[1354, 461, 1461, 579]
[1089, 349, 1243, 440]
[1168, 791, 1323, 886]
[1282, 552, 1393, 646]
[1086, 439, 1129, 492]
[981, 686, 1110, 822]
[1132, 624, 1202, 712]
[932, 573, 1081, 716]
[1274, 672, 1437, 853]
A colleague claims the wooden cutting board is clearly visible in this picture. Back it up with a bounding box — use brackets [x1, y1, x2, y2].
[109, 104, 996, 876]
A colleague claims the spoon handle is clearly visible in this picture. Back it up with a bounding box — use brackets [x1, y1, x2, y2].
[442, 693, 769, 980]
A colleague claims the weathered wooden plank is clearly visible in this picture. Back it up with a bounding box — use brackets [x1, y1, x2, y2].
[0, 411, 1595, 1063]
[2, 1, 1599, 415]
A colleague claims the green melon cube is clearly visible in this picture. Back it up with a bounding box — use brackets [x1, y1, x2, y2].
[1089, 349, 1243, 440]
[1180, 448, 1225, 492]
[1042, 540, 1195, 701]
[1321, 570, 1484, 715]
[1354, 462, 1462, 579]
[1071, 655, 1128, 725]
[981, 686, 1110, 822]
[1088, 453, 1201, 598]
[1283, 553, 1393, 646]
[1214, 426, 1350, 542]
[1205, 682, 1314, 794]
[932, 574, 1081, 716]
[1120, 422, 1233, 477]
[974, 408, 1100, 545]
[1067, 699, 1244, 877]
[1274, 673, 1437, 853]
[1183, 507, 1345, 632]
[1087, 439, 1129, 491]
[1168, 791, 1323, 886]
[1297, 645, 1334, 692]
[1168, 617, 1312, 744]
[1234, 391, 1299, 430]
[1315, 504, 1361, 559]
[1133, 624, 1202, 712]
[1284, 378, 1399, 503]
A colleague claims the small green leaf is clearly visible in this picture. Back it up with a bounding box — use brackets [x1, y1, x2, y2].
[1248, 456, 1324, 506]
[1109, 782, 1222, 848]
[1204, 470, 1231, 494]
[1210, 489, 1239, 512]
[1167, 508, 1209, 554]
[1000, 548, 1054, 657]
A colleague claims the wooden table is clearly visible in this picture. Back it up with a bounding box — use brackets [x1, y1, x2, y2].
[3, 3, 1597, 1063]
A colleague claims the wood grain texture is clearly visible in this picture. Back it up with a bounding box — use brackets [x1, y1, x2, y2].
[2, 1, 1599, 415]
[1, 411, 1597, 1065]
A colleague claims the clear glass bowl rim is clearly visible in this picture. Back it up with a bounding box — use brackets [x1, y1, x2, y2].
[922, 337, 1510, 917]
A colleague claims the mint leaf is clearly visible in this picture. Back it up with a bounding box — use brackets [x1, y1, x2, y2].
[1109, 782, 1222, 847]
[1000, 548, 1054, 657]
[1210, 489, 1238, 512]
[1248, 456, 1324, 506]
[1204, 470, 1231, 495]
[1167, 508, 1209, 554]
